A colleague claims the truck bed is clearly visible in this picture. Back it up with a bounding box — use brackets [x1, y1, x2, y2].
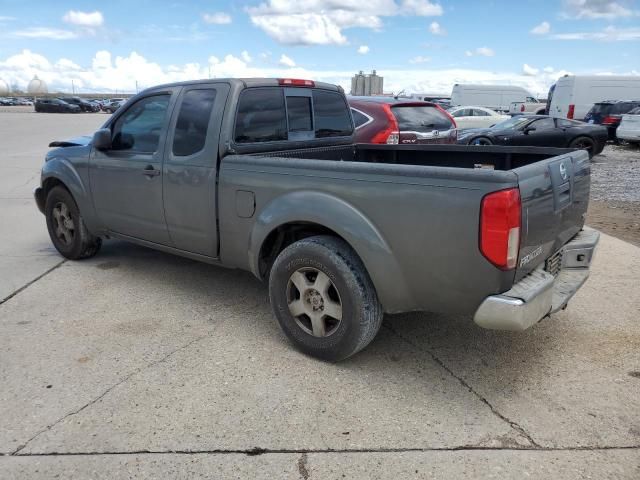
[221, 144, 591, 314]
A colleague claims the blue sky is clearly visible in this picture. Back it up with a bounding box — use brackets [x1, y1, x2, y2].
[0, 0, 638, 95]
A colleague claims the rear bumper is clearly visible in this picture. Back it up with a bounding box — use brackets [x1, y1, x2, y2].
[473, 228, 600, 331]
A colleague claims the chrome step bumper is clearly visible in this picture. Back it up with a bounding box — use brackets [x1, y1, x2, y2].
[473, 228, 600, 331]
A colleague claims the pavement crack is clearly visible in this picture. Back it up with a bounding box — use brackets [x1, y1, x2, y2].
[10, 332, 213, 456]
[9, 445, 640, 457]
[383, 322, 541, 448]
[297, 452, 310, 479]
[0, 259, 66, 306]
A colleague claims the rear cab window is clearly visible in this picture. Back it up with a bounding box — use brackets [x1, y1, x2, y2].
[234, 86, 353, 144]
[392, 105, 453, 132]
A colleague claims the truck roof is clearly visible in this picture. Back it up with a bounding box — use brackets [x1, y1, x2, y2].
[145, 77, 343, 93]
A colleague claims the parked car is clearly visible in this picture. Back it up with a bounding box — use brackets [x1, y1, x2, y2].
[34, 98, 81, 113]
[103, 99, 125, 113]
[35, 78, 598, 361]
[349, 97, 457, 144]
[447, 106, 509, 130]
[457, 115, 607, 157]
[0, 97, 17, 106]
[583, 100, 640, 141]
[59, 97, 100, 112]
[451, 84, 537, 113]
[547, 75, 640, 120]
[617, 107, 640, 145]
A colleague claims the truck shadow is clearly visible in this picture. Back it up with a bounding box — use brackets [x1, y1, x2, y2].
[91, 240, 556, 394]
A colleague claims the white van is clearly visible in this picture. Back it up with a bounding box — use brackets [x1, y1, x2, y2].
[450, 84, 537, 112]
[547, 75, 640, 121]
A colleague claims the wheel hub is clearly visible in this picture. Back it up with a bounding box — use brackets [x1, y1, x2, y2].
[286, 267, 343, 338]
[304, 288, 324, 312]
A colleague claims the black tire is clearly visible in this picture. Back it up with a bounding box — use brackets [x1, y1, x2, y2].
[569, 136, 595, 158]
[45, 186, 101, 260]
[269, 235, 383, 362]
[469, 137, 493, 146]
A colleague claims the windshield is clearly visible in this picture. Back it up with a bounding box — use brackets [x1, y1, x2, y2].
[490, 116, 531, 130]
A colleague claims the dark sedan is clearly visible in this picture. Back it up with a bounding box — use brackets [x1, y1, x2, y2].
[457, 115, 608, 157]
[59, 97, 100, 112]
[34, 98, 81, 113]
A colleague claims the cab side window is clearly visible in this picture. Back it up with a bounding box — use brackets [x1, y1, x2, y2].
[172, 89, 217, 156]
[312, 90, 353, 138]
[234, 88, 287, 143]
[112, 95, 170, 153]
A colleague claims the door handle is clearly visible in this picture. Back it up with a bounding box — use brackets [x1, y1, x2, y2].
[142, 165, 161, 177]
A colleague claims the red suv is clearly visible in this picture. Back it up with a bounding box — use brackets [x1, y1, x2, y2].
[348, 97, 457, 144]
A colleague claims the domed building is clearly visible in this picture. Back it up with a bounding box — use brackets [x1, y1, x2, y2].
[0, 78, 9, 96]
[27, 75, 48, 95]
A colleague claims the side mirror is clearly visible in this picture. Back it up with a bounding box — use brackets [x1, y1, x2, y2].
[92, 128, 112, 150]
[524, 126, 537, 134]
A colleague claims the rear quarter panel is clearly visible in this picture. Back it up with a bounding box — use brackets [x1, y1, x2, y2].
[218, 156, 519, 314]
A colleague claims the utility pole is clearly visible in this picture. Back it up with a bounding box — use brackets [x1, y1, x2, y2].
[135, 80, 139, 93]
[71, 79, 75, 95]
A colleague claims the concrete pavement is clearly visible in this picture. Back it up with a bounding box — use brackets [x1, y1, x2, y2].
[0, 112, 638, 478]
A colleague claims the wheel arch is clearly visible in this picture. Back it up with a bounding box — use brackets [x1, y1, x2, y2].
[40, 157, 101, 232]
[249, 191, 413, 313]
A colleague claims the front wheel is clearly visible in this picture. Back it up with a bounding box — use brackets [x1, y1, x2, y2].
[469, 137, 493, 146]
[569, 136, 595, 158]
[45, 186, 102, 260]
[269, 235, 383, 362]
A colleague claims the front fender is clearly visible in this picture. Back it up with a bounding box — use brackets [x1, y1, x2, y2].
[248, 190, 413, 313]
[40, 156, 100, 233]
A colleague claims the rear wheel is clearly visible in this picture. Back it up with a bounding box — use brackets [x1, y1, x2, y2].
[569, 136, 595, 158]
[45, 186, 101, 260]
[269, 235, 383, 362]
[470, 137, 493, 146]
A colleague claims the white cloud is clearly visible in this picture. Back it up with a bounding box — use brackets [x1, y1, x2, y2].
[62, 10, 104, 27]
[241, 50, 252, 62]
[530, 21, 550, 35]
[466, 47, 495, 57]
[279, 54, 296, 67]
[552, 26, 640, 41]
[247, 0, 442, 45]
[202, 12, 232, 24]
[428, 21, 446, 35]
[543, 66, 555, 73]
[523, 64, 539, 76]
[10, 28, 78, 40]
[409, 55, 430, 64]
[358, 45, 370, 54]
[0, 16, 16, 22]
[562, 0, 635, 19]
[476, 47, 495, 57]
[402, 0, 443, 16]
[3, 48, 636, 99]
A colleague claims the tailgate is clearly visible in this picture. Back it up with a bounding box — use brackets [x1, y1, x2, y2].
[509, 102, 523, 114]
[513, 150, 591, 282]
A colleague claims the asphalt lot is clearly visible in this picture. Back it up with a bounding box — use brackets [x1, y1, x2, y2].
[0, 110, 639, 479]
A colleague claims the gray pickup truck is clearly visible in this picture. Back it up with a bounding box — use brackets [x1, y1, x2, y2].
[35, 78, 599, 361]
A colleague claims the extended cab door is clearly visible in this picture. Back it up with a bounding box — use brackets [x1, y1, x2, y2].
[89, 90, 177, 245]
[162, 83, 230, 257]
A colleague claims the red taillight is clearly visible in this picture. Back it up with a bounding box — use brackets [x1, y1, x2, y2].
[278, 78, 315, 87]
[371, 104, 400, 144]
[567, 104, 575, 119]
[602, 115, 621, 125]
[480, 188, 521, 270]
[520, 104, 525, 112]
